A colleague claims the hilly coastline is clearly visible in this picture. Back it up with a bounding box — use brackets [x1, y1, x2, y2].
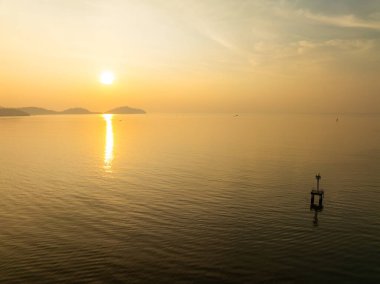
[0, 106, 146, 116]
[18, 107, 57, 115]
[0, 108, 30, 116]
[60, 108, 98, 115]
[105, 106, 146, 114]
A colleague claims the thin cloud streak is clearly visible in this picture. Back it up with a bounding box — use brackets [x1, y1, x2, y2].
[298, 9, 380, 30]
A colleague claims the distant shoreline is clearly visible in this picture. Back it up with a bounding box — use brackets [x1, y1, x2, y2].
[0, 106, 146, 117]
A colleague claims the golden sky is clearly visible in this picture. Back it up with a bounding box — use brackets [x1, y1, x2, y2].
[1, 0, 380, 113]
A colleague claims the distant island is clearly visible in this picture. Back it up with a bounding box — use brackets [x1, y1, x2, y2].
[61, 108, 98, 115]
[105, 106, 146, 114]
[0, 105, 146, 117]
[18, 107, 58, 115]
[0, 108, 30, 117]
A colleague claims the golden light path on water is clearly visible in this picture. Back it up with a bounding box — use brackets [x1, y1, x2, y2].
[103, 114, 114, 172]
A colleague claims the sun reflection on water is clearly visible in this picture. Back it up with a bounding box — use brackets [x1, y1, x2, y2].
[103, 114, 114, 172]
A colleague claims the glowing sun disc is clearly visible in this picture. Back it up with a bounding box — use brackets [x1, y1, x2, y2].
[100, 71, 115, 85]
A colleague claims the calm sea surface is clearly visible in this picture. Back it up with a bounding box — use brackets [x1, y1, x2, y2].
[0, 114, 379, 283]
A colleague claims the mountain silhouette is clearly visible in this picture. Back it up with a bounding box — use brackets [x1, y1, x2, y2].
[18, 107, 58, 115]
[0, 108, 30, 116]
[60, 108, 98, 114]
[105, 106, 146, 114]
[0, 105, 146, 116]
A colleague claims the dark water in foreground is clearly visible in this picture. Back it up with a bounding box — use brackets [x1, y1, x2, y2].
[0, 114, 379, 283]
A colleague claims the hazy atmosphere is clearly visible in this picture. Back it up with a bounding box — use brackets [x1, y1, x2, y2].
[1, 0, 380, 113]
[1, 1, 380, 283]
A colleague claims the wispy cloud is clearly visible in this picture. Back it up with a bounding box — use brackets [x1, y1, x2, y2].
[296, 39, 375, 54]
[298, 9, 380, 30]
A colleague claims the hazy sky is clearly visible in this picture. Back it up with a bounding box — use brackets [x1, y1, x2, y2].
[1, 0, 380, 113]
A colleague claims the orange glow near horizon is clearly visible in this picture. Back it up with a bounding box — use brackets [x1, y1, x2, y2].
[0, 1, 379, 114]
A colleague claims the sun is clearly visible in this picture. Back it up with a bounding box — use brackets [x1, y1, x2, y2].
[100, 71, 115, 85]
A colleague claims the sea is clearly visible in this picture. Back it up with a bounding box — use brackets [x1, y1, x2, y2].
[0, 113, 379, 283]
